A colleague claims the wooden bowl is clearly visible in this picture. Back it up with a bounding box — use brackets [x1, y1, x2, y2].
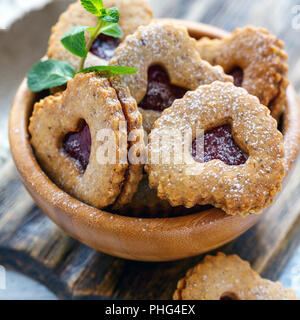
[9, 20, 300, 261]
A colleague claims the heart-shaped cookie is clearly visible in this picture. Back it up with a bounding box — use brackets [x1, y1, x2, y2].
[29, 72, 144, 209]
[197, 26, 289, 120]
[110, 21, 233, 133]
[174, 252, 298, 300]
[145, 81, 285, 216]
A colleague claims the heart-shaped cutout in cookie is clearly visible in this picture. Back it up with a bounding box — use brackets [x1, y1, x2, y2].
[138, 65, 187, 112]
[63, 119, 91, 172]
[228, 66, 244, 87]
[191, 124, 248, 166]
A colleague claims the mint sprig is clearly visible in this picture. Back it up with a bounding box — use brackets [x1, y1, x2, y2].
[27, 60, 75, 92]
[27, 62, 137, 92]
[27, 0, 135, 92]
[77, 6, 121, 70]
[80, 0, 104, 16]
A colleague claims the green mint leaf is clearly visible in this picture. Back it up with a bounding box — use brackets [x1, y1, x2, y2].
[79, 66, 137, 77]
[102, 7, 120, 23]
[27, 60, 75, 92]
[100, 22, 123, 38]
[61, 26, 88, 58]
[80, 0, 104, 16]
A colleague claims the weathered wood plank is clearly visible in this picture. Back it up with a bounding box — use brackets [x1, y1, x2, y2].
[0, 160, 35, 241]
[263, 215, 300, 281]
[0, 154, 299, 299]
[0, 151, 289, 299]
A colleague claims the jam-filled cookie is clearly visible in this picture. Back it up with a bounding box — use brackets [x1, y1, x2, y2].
[110, 21, 233, 133]
[174, 252, 298, 300]
[47, 0, 153, 70]
[197, 26, 289, 120]
[145, 81, 285, 216]
[109, 76, 145, 209]
[29, 73, 145, 209]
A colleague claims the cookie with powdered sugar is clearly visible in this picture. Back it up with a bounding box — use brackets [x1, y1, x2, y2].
[145, 81, 285, 216]
[197, 26, 289, 120]
[174, 252, 297, 300]
[110, 21, 233, 133]
[29, 73, 145, 209]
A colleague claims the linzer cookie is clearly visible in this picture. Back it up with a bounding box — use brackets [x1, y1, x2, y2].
[174, 252, 298, 300]
[109, 76, 145, 209]
[145, 81, 285, 216]
[197, 26, 289, 120]
[47, 0, 153, 70]
[29, 72, 145, 209]
[110, 21, 233, 133]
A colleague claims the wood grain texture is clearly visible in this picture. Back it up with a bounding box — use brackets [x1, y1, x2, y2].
[1, 0, 300, 299]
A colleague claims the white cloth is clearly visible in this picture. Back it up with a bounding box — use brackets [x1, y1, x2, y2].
[0, 0, 53, 29]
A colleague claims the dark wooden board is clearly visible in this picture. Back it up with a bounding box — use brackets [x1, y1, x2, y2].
[0, 0, 300, 299]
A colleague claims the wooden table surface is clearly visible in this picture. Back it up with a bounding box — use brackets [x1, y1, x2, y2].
[0, 0, 300, 299]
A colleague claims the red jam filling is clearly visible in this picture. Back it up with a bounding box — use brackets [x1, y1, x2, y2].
[90, 34, 121, 60]
[63, 120, 91, 172]
[192, 124, 247, 166]
[138, 65, 187, 112]
[229, 66, 244, 87]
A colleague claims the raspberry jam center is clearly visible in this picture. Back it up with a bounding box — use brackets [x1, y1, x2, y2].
[138, 65, 187, 112]
[192, 124, 247, 166]
[229, 66, 244, 87]
[90, 34, 121, 60]
[63, 120, 91, 172]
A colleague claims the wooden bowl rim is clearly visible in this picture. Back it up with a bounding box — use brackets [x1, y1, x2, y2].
[8, 20, 300, 261]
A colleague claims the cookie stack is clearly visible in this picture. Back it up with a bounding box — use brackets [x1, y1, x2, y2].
[30, 0, 288, 218]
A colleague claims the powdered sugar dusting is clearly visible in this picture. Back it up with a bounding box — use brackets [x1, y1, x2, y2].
[110, 21, 232, 104]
